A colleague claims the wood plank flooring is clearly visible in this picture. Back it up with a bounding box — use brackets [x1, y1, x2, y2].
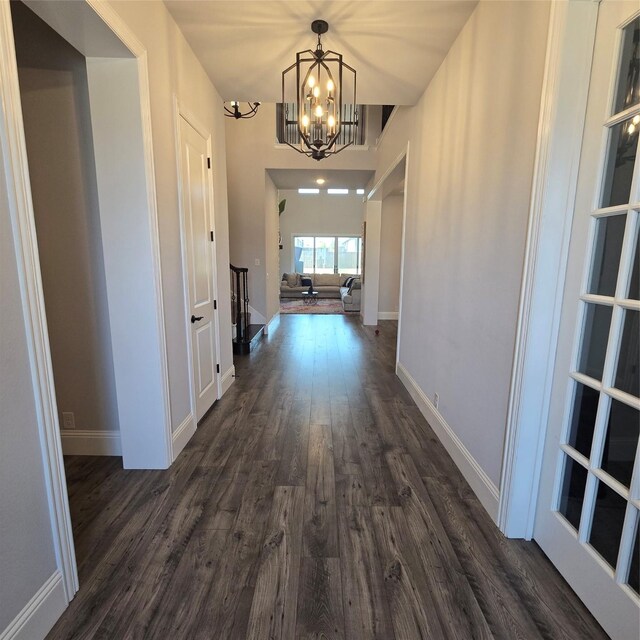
[47, 314, 608, 640]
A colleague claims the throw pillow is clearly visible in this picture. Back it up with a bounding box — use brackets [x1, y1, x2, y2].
[300, 277, 312, 286]
[284, 272, 298, 287]
[342, 277, 351, 286]
[344, 277, 355, 289]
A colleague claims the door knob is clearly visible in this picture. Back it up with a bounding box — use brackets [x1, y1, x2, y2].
[191, 315, 204, 323]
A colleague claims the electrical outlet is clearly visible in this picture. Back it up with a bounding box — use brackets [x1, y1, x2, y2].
[254, 258, 260, 266]
[62, 412, 75, 429]
[434, 393, 439, 410]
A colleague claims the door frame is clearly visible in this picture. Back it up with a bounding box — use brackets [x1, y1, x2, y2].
[173, 96, 223, 436]
[364, 142, 409, 337]
[0, 0, 173, 602]
[498, 0, 602, 538]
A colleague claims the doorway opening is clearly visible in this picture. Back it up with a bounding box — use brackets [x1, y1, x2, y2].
[364, 148, 409, 368]
[12, 1, 120, 457]
[271, 169, 372, 317]
[4, 0, 174, 603]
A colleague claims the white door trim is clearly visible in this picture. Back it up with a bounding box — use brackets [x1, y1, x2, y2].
[396, 143, 410, 370]
[366, 144, 409, 338]
[173, 96, 223, 421]
[498, 0, 600, 538]
[86, 0, 173, 466]
[0, 0, 78, 602]
[0, 0, 174, 606]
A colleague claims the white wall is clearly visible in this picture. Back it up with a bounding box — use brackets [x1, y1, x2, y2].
[362, 200, 382, 326]
[87, 57, 172, 466]
[264, 173, 279, 323]
[378, 1, 550, 496]
[278, 189, 365, 275]
[107, 0, 235, 425]
[379, 195, 403, 315]
[225, 103, 375, 320]
[13, 2, 119, 437]
[1, 0, 236, 632]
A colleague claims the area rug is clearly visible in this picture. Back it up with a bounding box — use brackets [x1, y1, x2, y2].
[280, 299, 344, 314]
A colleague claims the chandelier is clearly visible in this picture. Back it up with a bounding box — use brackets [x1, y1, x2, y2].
[281, 20, 357, 161]
[224, 101, 261, 119]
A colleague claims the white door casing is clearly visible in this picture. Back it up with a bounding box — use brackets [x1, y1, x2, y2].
[534, 3, 640, 639]
[178, 114, 218, 421]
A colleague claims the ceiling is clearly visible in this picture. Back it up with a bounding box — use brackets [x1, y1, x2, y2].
[268, 168, 374, 190]
[164, 1, 478, 105]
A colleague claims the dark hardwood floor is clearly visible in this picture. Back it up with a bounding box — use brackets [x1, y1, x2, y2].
[48, 314, 608, 639]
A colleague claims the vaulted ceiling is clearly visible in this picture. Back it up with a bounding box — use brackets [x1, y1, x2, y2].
[164, 1, 478, 105]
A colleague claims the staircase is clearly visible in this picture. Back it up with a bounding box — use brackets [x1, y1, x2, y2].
[230, 264, 264, 354]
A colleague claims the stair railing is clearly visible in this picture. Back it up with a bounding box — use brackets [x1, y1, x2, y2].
[230, 264, 249, 343]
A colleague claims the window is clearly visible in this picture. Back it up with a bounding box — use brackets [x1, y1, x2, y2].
[293, 235, 362, 274]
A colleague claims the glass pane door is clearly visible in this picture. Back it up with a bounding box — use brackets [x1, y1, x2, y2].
[294, 236, 314, 273]
[534, 6, 640, 639]
[554, 11, 640, 581]
[337, 237, 361, 274]
[314, 237, 335, 273]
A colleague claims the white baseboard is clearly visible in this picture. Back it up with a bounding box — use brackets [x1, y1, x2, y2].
[263, 311, 280, 335]
[247, 305, 266, 325]
[220, 365, 235, 397]
[60, 429, 121, 456]
[0, 571, 68, 640]
[396, 361, 500, 522]
[378, 311, 399, 320]
[171, 413, 195, 461]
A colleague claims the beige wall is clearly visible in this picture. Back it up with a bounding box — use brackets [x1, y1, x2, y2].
[379, 195, 403, 314]
[278, 189, 365, 276]
[13, 2, 119, 435]
[376, 0, 550, 487]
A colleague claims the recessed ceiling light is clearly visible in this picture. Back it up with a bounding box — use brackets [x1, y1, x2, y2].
[328, 188, 349, 195]
[298, 188, 320, 194]
[316, 178, 325, 185]
[356, 189, 365, 195]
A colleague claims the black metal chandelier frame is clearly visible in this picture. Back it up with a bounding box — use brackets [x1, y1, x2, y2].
[224, 101, 261, 119]
[281, 20, 358, 161]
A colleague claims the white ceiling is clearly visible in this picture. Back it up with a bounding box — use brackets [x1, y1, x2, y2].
[164, 1, 478, 105]
[268, 168, 374, 190]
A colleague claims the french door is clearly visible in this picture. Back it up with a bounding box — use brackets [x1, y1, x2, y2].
[534, 3, 639, 639]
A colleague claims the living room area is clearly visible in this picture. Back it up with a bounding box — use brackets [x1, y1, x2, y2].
[276, 169, 403, 318]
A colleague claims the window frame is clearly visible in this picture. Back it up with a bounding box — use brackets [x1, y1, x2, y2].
[292, 234, 362, 275]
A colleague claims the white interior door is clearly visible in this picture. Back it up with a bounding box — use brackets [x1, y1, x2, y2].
[179, 115, 218, 421]
[534, 4, 640, 639]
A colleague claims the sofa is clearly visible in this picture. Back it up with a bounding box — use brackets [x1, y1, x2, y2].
[280, 273, 361, 311]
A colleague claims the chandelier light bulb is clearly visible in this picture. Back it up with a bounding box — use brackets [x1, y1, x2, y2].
[313, 86, 320, 98]
[633, 115, 640, 125]
[224, 101, 260, 119]
[328, 115, 336, 129]
[308, 76, 315, 88]
[301, 114, 310, 128]
[327, 79, 334, 93]
[629, 123, 636, 135]
[315, 105, 323, 118]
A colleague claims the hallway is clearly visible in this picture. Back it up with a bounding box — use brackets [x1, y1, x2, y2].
[48, 315, 606, 639]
